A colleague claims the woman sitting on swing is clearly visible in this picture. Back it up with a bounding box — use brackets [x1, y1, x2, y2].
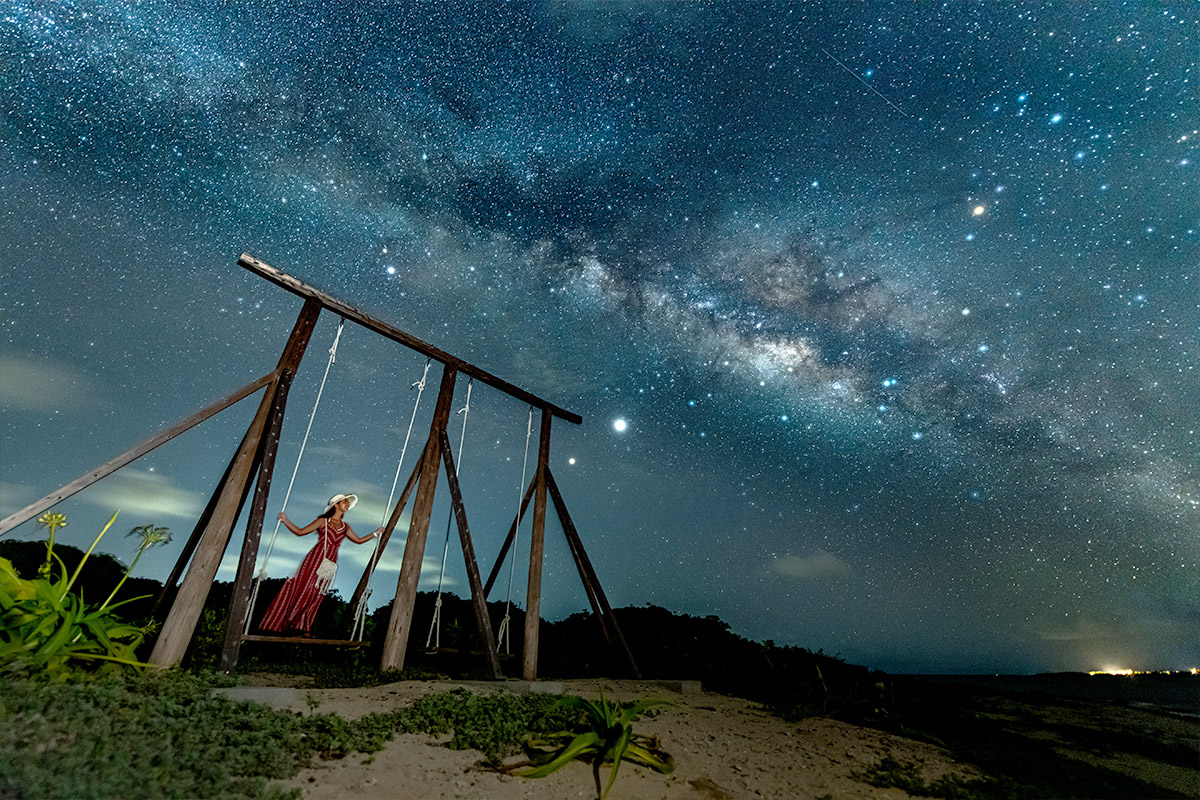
[260, 492, 382, 636]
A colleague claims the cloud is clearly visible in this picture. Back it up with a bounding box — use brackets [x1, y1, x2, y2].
[0, 354, 103, 413]
[774, 550, 852, 581]
[79, 468, 203, 523]
[0, 481, 38, 518]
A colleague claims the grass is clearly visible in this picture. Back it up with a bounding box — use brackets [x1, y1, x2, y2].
[0, 666, 584, 800]
[396, 688, 579, 764]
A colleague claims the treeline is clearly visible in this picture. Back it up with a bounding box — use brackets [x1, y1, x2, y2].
[1, 540, 884, 722]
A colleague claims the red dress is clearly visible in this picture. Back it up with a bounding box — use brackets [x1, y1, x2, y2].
[260, 519, 347, 634]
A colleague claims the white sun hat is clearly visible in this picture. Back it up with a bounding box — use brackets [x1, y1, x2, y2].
[324, 493, 358, 514]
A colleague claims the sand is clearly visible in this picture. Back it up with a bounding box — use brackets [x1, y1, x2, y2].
[215, 675, 1199, 799]
[240, 678, 984, 800]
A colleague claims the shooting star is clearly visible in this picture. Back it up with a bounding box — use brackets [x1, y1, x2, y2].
[820, 48, 910, 118]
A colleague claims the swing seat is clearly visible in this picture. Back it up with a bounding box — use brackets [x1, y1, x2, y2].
[242, 634, 368, 647]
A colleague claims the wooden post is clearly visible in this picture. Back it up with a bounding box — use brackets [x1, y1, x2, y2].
[0, 372, 274, 537]
[344, 456, 422, 631]
[547, 468, 641, 678]
[218, 370, 295, 671]
[149, 299, 321, 667]
[438, 429, 502, 679]
[482, 475, 537, 598]
[380, 365, 458, 672]
[521, 409, 553, 681]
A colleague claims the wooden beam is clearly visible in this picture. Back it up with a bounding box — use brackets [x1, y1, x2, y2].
[0, 372, 274, 537]
[238, 253, 581, 426]
[438, 428, 502, 679]
[380, 365, 458, 671]
[546, 468, 641, 678]
[150, 299, 322, 667]
[482, 475, 537, 599]
[219, 370, 295, 671]
[344, 456, 422, 631]
[522, 409, 553, 681]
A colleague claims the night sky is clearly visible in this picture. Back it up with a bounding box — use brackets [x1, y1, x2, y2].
[2, 2, 1196, 674]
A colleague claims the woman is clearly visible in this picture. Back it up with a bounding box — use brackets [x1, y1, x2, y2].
[260, 492, 382, 635]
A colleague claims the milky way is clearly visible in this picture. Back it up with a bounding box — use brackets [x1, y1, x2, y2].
[2, 2, 1196, 673]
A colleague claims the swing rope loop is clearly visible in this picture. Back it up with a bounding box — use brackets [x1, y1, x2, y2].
[426, 377, 473, 650]
[350, 357, 433, 640]
[244, 318, 345, 635]
[497, 405, 534, 654]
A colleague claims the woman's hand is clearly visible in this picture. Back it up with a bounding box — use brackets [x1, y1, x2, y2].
[372, 527, 385, 538]
[277, 511, 288, 523]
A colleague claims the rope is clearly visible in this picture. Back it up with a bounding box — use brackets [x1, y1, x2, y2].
[426, 377, 473, 650]
[350, 358, 432, 641]
[496, 406, 534, 654]
[243, 318, 345, 635]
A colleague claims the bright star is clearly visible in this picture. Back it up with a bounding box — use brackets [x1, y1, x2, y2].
[613, 419, 628, 433]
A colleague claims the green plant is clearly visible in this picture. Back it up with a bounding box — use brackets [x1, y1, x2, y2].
[394, 688, 576, 763]
[1, 676, 572, 800]
[99, 524, 172, 610]
[506, 695, 674, 800]
[34, 512, 68, 578]
[0, 511, 159, 676]
[0, 668, 379, 799]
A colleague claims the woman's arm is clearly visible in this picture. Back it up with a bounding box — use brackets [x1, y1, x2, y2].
[344, 524, 384, 545]
[277, 512, 322, 536]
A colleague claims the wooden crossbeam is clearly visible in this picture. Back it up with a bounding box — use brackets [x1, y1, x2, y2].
[239, 253, 582, 425]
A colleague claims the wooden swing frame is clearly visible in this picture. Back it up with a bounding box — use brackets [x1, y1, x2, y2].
[0, 254, 638, 680]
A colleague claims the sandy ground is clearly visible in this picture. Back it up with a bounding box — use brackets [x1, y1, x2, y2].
[238, 678, 984, 800]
